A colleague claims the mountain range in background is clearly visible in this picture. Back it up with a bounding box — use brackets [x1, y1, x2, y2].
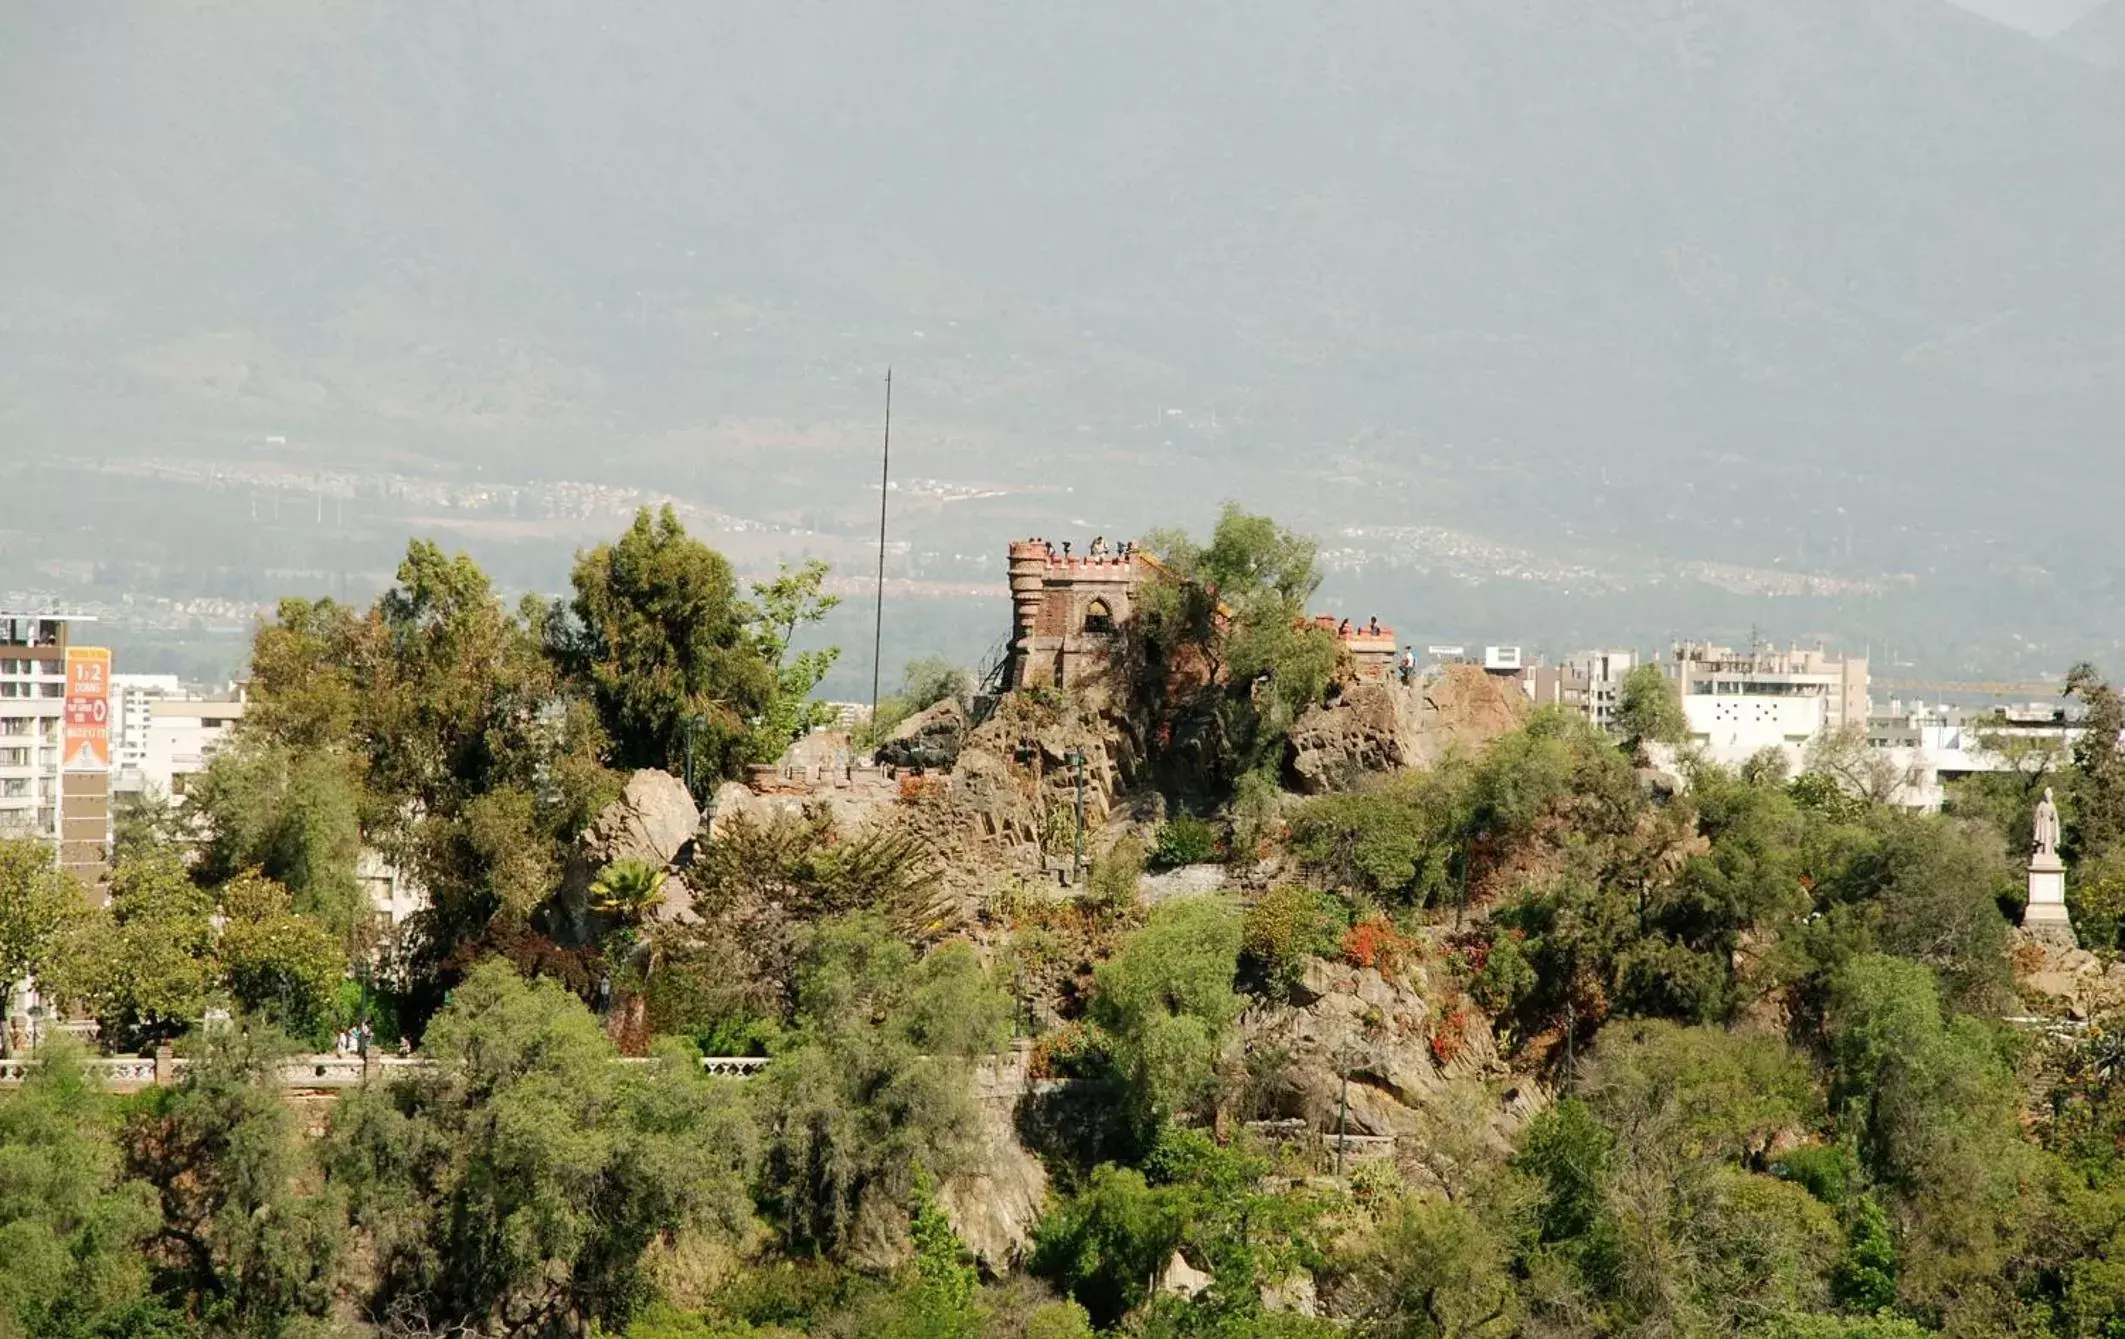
[1950, 0, 2110, 36]
[2057, 0, 2125, 61]
[1, 0, 2121, 691]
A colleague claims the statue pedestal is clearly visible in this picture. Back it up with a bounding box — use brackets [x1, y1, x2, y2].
[2024, 851, 2078, 950]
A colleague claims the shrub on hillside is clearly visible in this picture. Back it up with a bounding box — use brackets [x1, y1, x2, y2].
[1150, 816, 1219, 868]
[1240, 886, 1348, 994]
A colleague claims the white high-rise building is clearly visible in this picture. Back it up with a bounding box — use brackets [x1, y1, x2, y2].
[110, 680, 246, 803]
[1665, 641, 1870, 769]
[0, 613, 110, 888]
[0, 618, 69, 847]
[112, 674, 183, 778]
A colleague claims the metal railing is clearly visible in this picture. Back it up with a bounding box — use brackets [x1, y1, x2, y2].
[0, 1053, 773, 1089]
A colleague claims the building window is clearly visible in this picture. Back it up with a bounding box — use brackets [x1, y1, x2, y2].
[1083, 599, 1115, 635]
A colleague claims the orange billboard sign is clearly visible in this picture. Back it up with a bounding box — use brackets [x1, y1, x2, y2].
[63, 647, 111, 772]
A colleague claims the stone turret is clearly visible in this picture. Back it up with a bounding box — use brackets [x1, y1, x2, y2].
[1004, 539, 1146, 692]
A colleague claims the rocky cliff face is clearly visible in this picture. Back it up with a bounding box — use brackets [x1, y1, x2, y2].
[1235, 957, 1531, 1171]
[1287, 682, 1421, 794]
[876, 697, 971, 770]
[585, 769, 701, 871]
[1285, 666, 1529, 794]
[556, 769, 701, 942]
[938, 1045, 1051, 1274]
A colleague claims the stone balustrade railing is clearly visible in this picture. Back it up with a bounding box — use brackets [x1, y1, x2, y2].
[0, 1053, 772, 1089]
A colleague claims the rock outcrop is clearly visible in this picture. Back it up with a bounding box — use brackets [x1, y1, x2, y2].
[2016, 929, 2125, 1021]
[1414, 664, 1528, 764]
[585, 769, 701, 871]
[1284, 666, 1530, 794]
[938, 1045, 1050, 1273]
[1287, 682, 1421, 794]
[1236, 957, 1517, 1158]
[552, 769, 700, 943]
[876, 697, 971, 770]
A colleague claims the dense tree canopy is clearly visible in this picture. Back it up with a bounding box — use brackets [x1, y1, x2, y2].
[11, 512, 2125, 1338]
[1133, 504, 1340, 795]
[549, 505, 777, 784]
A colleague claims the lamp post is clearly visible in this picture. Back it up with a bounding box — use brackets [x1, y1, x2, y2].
[1071, 752, 1088, 888]
[681, 714, 705, 805]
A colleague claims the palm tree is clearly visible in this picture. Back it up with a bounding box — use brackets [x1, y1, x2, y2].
[589, 858, 666, 922]
[590, 858, 669, 1056]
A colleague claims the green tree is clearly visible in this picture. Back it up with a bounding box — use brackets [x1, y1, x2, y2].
[1807, 811, 2015, 1015]
[1288, 769, 1468, 908]
[241, 540, 618, 1014]
[2066, 661, 2125, 862]
[1613, 663, 1686, 753]
[752, 915, 1008, 1257]
[1132, 505, 1335, 793]
[1513, 1029, 1843, 1337]
[1090, 899, 1243, 1133]
[1824, 954, 2040, 1324]
[0, 1040, 168, 1338]
[121, 1027, 345, 1335]
[213, 872, 344, 1047]
[325, 960, 756, 1335]
[1351, 1195, 1519, 1339]
[1831, 1195, 1899, 1315]
[0, 837, 81, 1055]
[1030, 1164, 1186, 1328]
[591, 857, 669, 921]
[748, 560, 843, 762]
[55, 850, 215, 1049]
[552, 505, 777, 784]
[188, 742, 364, 935]
[112, 787, 190, 868]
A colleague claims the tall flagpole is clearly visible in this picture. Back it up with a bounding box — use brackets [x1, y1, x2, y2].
[871, 368, 892, 720]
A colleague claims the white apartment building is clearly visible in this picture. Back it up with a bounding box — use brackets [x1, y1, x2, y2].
[356, 847, 430, 930]
[111, 678, 250, 803]
[1867, 700, 2085, 812]
[111, 674, 183, 779]
[1665, 642, 1870, 769]
[0, 614, 90, 862]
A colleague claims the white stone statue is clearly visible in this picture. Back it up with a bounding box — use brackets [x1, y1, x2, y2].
[2034, 787, 2062, 860]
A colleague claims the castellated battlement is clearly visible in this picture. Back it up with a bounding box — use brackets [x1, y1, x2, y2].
[1003, 539, 1402, 693]
[1006, 538, 1145, 691]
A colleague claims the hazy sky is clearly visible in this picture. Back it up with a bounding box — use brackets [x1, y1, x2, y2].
[1949, 0, 2107, 35]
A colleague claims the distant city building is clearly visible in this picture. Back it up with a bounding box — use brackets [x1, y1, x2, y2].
[1664, 641, 1870, 768]
[0, 616, 71, 850]
[111, 674, 183, 778]
[356, 847, 429, 930]
[819, 702, 874, 731]
[1519, 662, 1591, 714]
[0, 613, 109, 892]
[1562, 649, 1639, 733]
[1483, 646, 1524, 673]
[1866, 698, 2085, 812]
[109, 686, 246, 802]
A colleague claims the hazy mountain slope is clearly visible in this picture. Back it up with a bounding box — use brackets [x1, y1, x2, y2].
[1949, 0, 2110, 37]
[0, 0, 2121, 592]
[2057, 0, 2125, 61]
